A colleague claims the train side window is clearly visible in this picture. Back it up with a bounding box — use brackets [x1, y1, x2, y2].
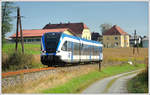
[100, 47, 102, 52]
[67, 41, 72, 51]
[61, 41, 67, 51]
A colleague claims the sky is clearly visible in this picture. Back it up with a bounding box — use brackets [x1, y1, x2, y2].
[5, 1, 148, 38]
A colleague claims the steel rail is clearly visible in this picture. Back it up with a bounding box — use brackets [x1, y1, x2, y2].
[2, 67, 56, 78]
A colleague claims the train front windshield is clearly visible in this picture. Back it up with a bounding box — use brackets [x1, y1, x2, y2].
[45, 32, 62, 53]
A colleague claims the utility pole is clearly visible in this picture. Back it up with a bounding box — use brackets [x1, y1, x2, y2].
[133, 30, 139, 55]
[15, 8, 19, 52]
[15, 7, 24, 53]
[99, 61, 101, 71]
[18, 8, 24, 53]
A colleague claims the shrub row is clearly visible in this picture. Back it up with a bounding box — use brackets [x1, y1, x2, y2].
[2, 52, 35, 72]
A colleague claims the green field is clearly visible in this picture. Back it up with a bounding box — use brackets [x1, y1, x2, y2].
[2, 43, 41, 55]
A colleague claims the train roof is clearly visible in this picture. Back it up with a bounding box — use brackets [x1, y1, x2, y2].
[61, 33, 102, 45]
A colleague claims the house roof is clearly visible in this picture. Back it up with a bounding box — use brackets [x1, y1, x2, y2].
[103, 25, 128, 35]
[43, 22, 89, 34]
[10, 28, 71, 38]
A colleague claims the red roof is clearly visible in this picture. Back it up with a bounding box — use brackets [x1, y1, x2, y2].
[103, 25, 128, 35]
[43, 22, 88, 34]
[10, 28, 70, 38]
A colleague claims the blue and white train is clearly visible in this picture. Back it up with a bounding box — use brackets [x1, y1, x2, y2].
[40, 32, 103, 66]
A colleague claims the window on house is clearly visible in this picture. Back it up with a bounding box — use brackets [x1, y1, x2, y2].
[28, 39, 31, 42]
[36, 39, 41, 41]
[115, 37, 118, 40]
[107, 37, 109, 40]
[115, 42, 118, 46]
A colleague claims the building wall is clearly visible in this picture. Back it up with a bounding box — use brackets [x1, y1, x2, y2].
[120, 35, 124, 47]
[12, 37, 41, 43]
[82, 29, 91, 40]
[142, 40, 148, 48]
[124, 35, 130, 47]
[103, 35, 129, 48]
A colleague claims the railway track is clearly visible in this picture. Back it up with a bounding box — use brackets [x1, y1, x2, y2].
[2, 64, 98, 90]
[2, 63, 93, 78]
[2, 67, 56, 78]
[2, 62, 102, 78]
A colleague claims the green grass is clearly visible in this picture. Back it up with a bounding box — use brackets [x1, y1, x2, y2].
[127, 70, 148, 93]
[2, 43, 41, 54]
[42, 63, 145, 93]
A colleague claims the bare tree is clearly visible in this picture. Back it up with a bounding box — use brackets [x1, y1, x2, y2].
[100, 23, 112, 35]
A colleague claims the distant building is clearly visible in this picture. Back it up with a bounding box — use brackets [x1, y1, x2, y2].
[129, 35, 142, 47]
[103, 25, 130, 48]
[10, 28, 74, 43]
[43, 22, 91, 40]
[142, 36, 148, 48]
[91, 32, 102, 42]
[10, 22, 91, 43]
[91, 32, 99, 41]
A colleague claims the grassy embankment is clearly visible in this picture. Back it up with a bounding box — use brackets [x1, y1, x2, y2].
[2, 63, 145, 93]
[41, 48, 148, 93]
[42, 63, 145, 93]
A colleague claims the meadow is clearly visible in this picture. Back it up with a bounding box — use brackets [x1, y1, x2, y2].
[2, 43, 41, 55]
[2, 43, 148, 71]
[2, 43, 148, 58]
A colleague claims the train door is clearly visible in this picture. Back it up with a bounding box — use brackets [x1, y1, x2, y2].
[61, 41, 72, 62]
[72, 42, 80, 62]
[79, 41, 82, 62]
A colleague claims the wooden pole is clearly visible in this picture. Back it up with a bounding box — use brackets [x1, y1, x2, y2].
[18, 8, 24, 53]
[99, 61, 101, 71]
[15, 8, 19, 52]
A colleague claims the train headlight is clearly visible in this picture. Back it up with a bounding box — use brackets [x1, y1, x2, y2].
[56, 50, 60, 53]
[42, 50, 46, 53]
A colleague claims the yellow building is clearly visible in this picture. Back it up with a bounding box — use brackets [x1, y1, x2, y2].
[103, 25, 129, 48]
[43, 22, 91, 40]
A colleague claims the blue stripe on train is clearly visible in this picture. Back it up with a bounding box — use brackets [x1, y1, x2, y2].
[42, 35, 45, 51]
[60, 33, 101, 44]
[45, 53, 56, 55]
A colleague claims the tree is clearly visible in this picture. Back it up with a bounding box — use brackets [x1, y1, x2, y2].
[2, 2, 15, 43]
[100, 23, 112, 35]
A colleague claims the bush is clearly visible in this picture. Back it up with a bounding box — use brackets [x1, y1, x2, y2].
[2, 52, 35, 72]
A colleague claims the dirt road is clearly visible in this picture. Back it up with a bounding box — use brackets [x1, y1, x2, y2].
[82, 70, 141, 94]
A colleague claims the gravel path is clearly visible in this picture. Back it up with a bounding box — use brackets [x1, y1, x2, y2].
[82, 70, 141, 94]
[107, 73, 137, 93]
